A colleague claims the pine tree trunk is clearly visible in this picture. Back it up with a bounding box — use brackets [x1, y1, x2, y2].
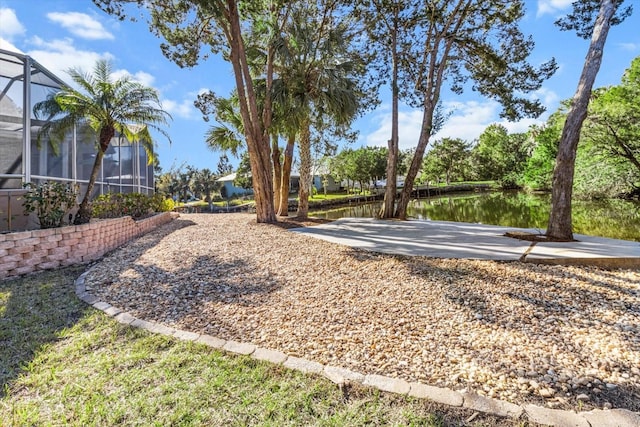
[546, 0, 615, 241]
[277, 133, 295, 216]
[395, 100, 435, 219]
[380, 9, 399, 219]
[297, 122, 312, 218]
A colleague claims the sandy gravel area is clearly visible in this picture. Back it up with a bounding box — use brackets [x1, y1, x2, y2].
[86, 213, 640, 412]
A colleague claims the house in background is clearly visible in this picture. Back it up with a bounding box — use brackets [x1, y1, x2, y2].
[0, 45, 154, 232]
[216, 173, 253, 199]
[289, 169, 341, 194]
[217, 169, 341, 200]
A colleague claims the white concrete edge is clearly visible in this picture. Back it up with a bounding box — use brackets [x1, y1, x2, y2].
[74, 270, 640, 427]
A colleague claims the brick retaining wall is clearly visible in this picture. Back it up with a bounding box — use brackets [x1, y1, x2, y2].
[0, 212, 178, 280]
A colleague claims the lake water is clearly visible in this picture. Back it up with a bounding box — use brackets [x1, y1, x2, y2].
[309, 191, 640, 241]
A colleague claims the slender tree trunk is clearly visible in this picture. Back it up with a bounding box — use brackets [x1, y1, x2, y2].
[546, 0, 616, 241]
[75, 127, 113, 224]
[297, 121, 312, 218]
[226, 0, 276, 223]
[380, 7, 399, 219]
[271, 134, 282, 210]
[278, 132, 295, 216]
[395, 99, 436, 219]
[393, 22, 456, 219]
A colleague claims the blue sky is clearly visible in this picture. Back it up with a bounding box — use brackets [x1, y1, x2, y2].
[1, 0, 638, 173]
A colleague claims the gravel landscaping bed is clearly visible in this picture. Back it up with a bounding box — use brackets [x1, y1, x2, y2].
[86, 213, 640, 413]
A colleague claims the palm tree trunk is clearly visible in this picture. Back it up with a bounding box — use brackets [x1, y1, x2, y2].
[75, 128, 112, 224]
[278, 132, 295, 216]
[297, 122, 312, 218]
[272, 134, 282, 210]
[546, 0, 615, 241]
[76, 149, 105, 224]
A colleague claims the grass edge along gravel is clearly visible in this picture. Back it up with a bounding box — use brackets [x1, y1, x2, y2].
[0, 267, 536, 426]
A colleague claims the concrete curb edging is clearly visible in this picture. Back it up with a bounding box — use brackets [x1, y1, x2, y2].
[74, 270, 640, 427]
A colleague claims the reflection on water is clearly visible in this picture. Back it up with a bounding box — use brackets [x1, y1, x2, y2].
[310, 191, 640, 241]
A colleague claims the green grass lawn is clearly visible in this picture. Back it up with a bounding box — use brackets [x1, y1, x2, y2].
[308, 193, 357, 202]
[0, 268, 526, 426]
[417, 181, 497, 188]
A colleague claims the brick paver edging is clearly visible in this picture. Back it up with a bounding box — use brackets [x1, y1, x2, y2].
[74, 271, 640, 427]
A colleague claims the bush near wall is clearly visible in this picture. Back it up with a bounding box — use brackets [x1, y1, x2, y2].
[0, 212, 178, 280]
[92, 193, 174, 219]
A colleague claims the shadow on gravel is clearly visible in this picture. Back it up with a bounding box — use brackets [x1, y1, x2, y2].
[0, 266, 88, 397]
[133, 253, 284, 339]
[124, 253, 283, 306]
[89, 217, 285, 340]
[340, 248, 640, 412]
[124, 218, 197, 253]
[411, 257, 639, 412]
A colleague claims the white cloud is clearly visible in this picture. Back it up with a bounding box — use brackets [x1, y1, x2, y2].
[112, 69, 156, 87]
[0, 8, 25, 39]
[617, 42, 639, 52]
[365, 99, 546, 150]
[436, 100, 546, 143]
[365, 107, 423, 150]
[27, 36, 113, 81]
[434, 100, 499, 142]
[46, 11, 114, 40]
[537, 0, 574, 17]
[162, 98, 196, 119]
[500, 118, 544, 135]
[531, 87, 560, 110]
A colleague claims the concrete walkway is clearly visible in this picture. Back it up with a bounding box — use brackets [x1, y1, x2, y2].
[292, 218, 640, 269]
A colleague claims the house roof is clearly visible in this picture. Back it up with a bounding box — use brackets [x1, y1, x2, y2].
[217, 169, 328, 182]
[217, 173, 237, 182]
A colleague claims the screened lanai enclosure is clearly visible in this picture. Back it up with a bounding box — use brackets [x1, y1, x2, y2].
[0, 47, 154, 232]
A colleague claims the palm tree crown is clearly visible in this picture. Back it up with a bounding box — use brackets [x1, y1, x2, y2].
[33, 59, 171, 223]
[272, 4, 363, 217]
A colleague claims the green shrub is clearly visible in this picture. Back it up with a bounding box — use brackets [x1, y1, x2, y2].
[160, 197, 175, 212]
[146, 193, 174, 212]
[91, 194, 122, 219]
[22, 182, 78, 229]
[499, 172, 522, 190]
[92, 193, 173, 219]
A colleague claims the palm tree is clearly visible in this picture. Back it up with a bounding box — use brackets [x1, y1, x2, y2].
[274, 3, 361, 218]
[191, 168, 219, 212]
[34, 59, 171, 224]
[201, 92, 245, 158]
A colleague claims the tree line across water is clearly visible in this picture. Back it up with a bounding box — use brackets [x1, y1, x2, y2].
[418, 53, 639, 200]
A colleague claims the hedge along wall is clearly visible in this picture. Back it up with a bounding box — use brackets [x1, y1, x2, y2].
[0, 212, 179, 280]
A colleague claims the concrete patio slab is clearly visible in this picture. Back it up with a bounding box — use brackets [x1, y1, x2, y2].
[292, 218, 640, 268]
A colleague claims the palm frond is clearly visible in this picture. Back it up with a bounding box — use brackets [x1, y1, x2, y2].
[205, 124, 244, 157]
